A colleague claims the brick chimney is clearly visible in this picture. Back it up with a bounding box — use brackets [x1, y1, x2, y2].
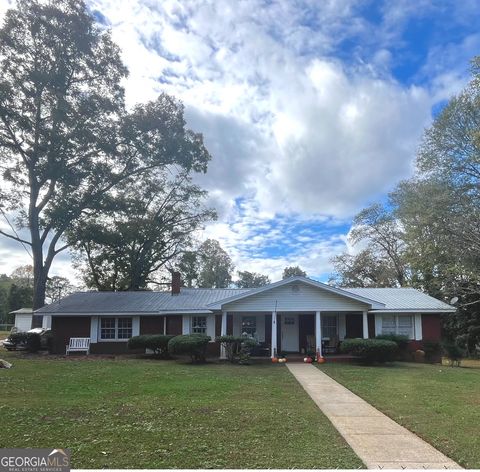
[171, 271, 181, 295]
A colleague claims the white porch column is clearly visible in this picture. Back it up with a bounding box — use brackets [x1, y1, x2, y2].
[362, 310, 369, 339]
[315, 311, 322, 357]
[271, 311, 277, 358]
[163, 316, 167, 334]
[220, 311, 227, 359]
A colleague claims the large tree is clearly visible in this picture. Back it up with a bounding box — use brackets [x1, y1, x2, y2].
[197, 239, 234, 288]
[72, 173, 215, 290]
[45, 276, 76, 303]
[330, 248, 400, 288]
[236, 271, 270, 288]
[282, 266, 306, 278]
[331, 56, 480, 350]
[0, 0, 211, 308]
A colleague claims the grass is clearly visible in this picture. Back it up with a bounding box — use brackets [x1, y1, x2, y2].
[0, 351, 363, 469]
[0, 331, 10, 339]
[318, 361, 480, 469]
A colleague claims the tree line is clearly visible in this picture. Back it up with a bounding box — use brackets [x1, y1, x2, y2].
[330, 57, 480, 354]
[0, 265, 76, 324]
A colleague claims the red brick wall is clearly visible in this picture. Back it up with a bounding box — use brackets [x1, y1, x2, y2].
[140, 316, 165, 334]
[166, 315, 182, 335]
[51, 316, 90, 354]
[422, 314, 442, 341]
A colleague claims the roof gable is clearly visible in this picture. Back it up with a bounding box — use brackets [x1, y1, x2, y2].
[208, 277, 385, 310]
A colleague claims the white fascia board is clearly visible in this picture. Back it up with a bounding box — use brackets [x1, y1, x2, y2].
[207, 276, 385, 309]
[48, 310, 213, 317]
[370, 308, 456, 314]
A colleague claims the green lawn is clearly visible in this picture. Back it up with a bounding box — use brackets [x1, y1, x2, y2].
[0, 351, 363, 469]
[319, 362, 480, 469]
[0, 330, 10, 339]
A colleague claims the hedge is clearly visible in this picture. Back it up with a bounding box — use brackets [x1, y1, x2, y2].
[340, 338, 398, 364]
[128, 334, 174, 358]
[216, 335, 257, 364]
[168, 334, 211, 363]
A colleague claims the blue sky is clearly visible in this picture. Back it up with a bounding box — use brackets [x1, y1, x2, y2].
[0, 0, 479, 284]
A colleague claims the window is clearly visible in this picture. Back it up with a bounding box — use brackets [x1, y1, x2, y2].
[100, 317, 132, 340]
[381, 315, 413, 339]
[322, 315, 337, 339]
[241, 316, 257, 338]
[192, 316, 207, 334]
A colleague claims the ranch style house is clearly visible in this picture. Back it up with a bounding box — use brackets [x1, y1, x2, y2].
[36, 274, 455, 357]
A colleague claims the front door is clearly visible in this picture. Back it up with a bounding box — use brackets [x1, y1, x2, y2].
[281, 314, 299, 352]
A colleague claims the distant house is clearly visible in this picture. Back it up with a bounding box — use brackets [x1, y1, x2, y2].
[11, 307, 51, 331]
[36, 274, 455, 356]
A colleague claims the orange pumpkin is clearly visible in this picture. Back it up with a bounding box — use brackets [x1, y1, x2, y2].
[272, 357, 279, 363]
[317, 356, 326, 364]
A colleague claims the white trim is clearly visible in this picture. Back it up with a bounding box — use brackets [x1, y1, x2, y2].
[182, 315, 191, 334]
[362, 311, 369, 339]
[370, 309, 455, 313]
[163, 316, 167, 334]
[90, 316, 98, 343]
[375, 314, 382, 337]
[271, 311, 277, 358]
[98, 316, 133, 342]
[377, 313, 415, 340]
[207, 276, 385, 309]
[315, 311, 322, 355]
[220, 311, 227, 359]
[414, 313, 422, 341]
[45, 310, 213, 316]
[206, 314, 215, 341]
[132, 316, 140, 337]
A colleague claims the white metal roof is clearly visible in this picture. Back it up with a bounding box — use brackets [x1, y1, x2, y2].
[35, 278, 455, 315]
[346, 287, 455, 312]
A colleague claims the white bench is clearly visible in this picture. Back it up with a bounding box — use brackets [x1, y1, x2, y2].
[66, 337, 90, 355]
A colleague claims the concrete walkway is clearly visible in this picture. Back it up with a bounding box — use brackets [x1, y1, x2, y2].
[287, 364, 461, 469]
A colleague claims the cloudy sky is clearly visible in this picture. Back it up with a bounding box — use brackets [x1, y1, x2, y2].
[0, 0, 479, 284]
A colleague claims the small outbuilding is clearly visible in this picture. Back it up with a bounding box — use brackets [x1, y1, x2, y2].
[10, 307, 51, 331]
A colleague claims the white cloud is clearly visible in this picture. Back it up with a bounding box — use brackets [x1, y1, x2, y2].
[0, 0, 474, 283]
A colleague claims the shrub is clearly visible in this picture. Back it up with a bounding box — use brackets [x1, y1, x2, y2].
[376, 334, 409, 350]
[8, 332, 28, 346]
[340, 339, 398, 364]
[376, 334, 410, 360]
[238, 338, 257, 365]
[216, 335, 258, 363]
[168, 334, 211, 363]
[443, 341, 464, 366]
[423, 340, 442, 363]
[26, 332, 41, 353]
[128, 334, 174, 358]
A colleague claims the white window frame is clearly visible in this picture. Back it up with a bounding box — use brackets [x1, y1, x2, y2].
[191, 316, 207, 334]
[381, 314, 414, 339]
[99, 317, 133, 341]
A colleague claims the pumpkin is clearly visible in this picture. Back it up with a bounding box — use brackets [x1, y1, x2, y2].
[304, 357, 313, 363]
[272, 357, 279, 363]
[317, 356, 326, 364]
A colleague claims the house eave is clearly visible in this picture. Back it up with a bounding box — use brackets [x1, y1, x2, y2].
[369, 308, 456, 314]
[42, 309, 213, 317]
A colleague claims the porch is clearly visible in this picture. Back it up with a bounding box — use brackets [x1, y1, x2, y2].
[219, 311, 373, 358]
